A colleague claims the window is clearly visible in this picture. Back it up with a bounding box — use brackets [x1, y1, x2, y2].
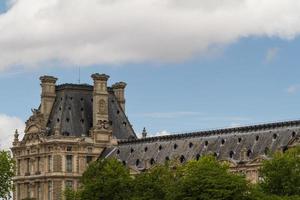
[86, 156, 93, 164]
[150, 158, 155, 165]
[229, 151, 234, 159]
[48, 181, 52, 200]
[67, 146, 72, 152]
[27, 183, 30, 198]
[255, 135, 259, 141]
[37, 157, 40, 172]
[180, 155, 185, 163]
[189, 142, 193, 148]
[136, 159, 140, 166]
[17, 159, 20, 175]
[196, 154, 200, 161]
[37, 182, 41, 200]
[221, 139, 225, 145]
[65, 180, 73, 189]
[66, 155, 73, 172]
[173, 144, 178, 149]
[238, 138, 242, 143]
[26, 158, 30, 174]
[48, 155, 52, 172]
[204, 141, 208, 147]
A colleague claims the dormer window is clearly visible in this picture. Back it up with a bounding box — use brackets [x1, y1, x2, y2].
[229, 151, 234, 159]
[136, 159, 140, 166]
[180, 155, 185, 163]
[221, 139, 225, 145]
[159, 145, 162, 151]
[238, 138, 242, 143]
[204, 141, 208, 147]
[150, 158, 155, 165]
[196, 154, 200, 161]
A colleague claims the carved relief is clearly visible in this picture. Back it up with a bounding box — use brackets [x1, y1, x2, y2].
[98, 99, 107, 114]
[97, 120, 109, 129]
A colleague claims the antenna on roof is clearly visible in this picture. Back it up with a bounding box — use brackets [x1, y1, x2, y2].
[78, 66, 81, 84]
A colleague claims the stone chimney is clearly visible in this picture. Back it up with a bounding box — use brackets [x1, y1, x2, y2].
[112, 82, 127, 112]
[40, 75, 57, 122]
[142, 127, 147, 138]
[91, 73, 112, 143]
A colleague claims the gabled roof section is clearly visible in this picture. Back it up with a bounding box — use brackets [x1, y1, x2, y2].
[46, 83, 136, 139]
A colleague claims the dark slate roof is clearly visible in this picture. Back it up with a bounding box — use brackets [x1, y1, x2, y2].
[47, 84, 136, 140]
[107, 120, 300, 170]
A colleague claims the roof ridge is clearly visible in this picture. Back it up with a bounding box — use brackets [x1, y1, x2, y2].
[119, 119, 300, 145]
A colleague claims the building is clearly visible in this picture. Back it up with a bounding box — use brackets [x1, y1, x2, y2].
[11, 73, 300, 199]
[11, 74, 136, 200]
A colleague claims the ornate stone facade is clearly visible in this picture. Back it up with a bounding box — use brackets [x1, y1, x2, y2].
[11, 74, 136, 200]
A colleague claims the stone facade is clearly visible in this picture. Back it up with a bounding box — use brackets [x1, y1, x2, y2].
[11, 74, 136, 200]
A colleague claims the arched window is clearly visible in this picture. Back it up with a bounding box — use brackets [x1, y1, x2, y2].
[136, 159, 140, 166]
[174, 144, 178, 149]
[196, 154, 200, 161]
[238, 138, 242, 143]
[273, 134, 278, 140]
[204, 141, 208, 147]
[189, 142, 193, 148]
[144, 147, 148, 152]
[229, 151, 234, 159]
[264, 147, 270, 155]
[255, 135, 259, 141]
[247, 150, 252, 158]
[150, 158, 155, 165]
[159, 145, 162, 151]
[180, 155, 185, 163]
[221, 139, 225, 145]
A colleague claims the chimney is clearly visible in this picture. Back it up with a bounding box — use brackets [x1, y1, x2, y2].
[142, 127, 147, 138]
[40, 75, 57, 122]
[112, 82, 127, 112]
[91, 73, 112, 143]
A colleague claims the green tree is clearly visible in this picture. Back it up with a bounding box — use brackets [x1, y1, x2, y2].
[131, 163, 179, 200]
[0, 150, 15, 200]
[259, 146, 300, 196]
[175, 156, 250, 200]
[79, 158, 132, 200]
[64, 187, 81, 200]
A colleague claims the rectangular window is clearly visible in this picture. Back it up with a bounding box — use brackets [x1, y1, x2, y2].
[86, 156, 93, 164]
[66, 155, 73, 173]
[17, 159, 20, 175]
[67, 146, 72, 151]
[37, 157, 40, 172]
[48, 181, 52, 200]
[48, 155, 52, 172]
[65, 180, 73, 189]
[27, 183, 30, 198]
[26, 158, 30, 174]
[37, 182, 41, 200]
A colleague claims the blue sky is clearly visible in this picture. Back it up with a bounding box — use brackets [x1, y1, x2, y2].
[0, 1, 300, 140]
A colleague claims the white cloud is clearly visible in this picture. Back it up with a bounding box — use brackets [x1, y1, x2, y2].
[153, 130, 171, 137]
[287, 84, 300, 94]
[0, 114, 24, 150]
[0, 0, 300, 70]
[265, 47, 279, 63]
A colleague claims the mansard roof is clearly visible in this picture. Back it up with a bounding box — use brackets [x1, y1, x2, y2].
[105, 120, 300, 170]
[46, 83, 136, 140]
